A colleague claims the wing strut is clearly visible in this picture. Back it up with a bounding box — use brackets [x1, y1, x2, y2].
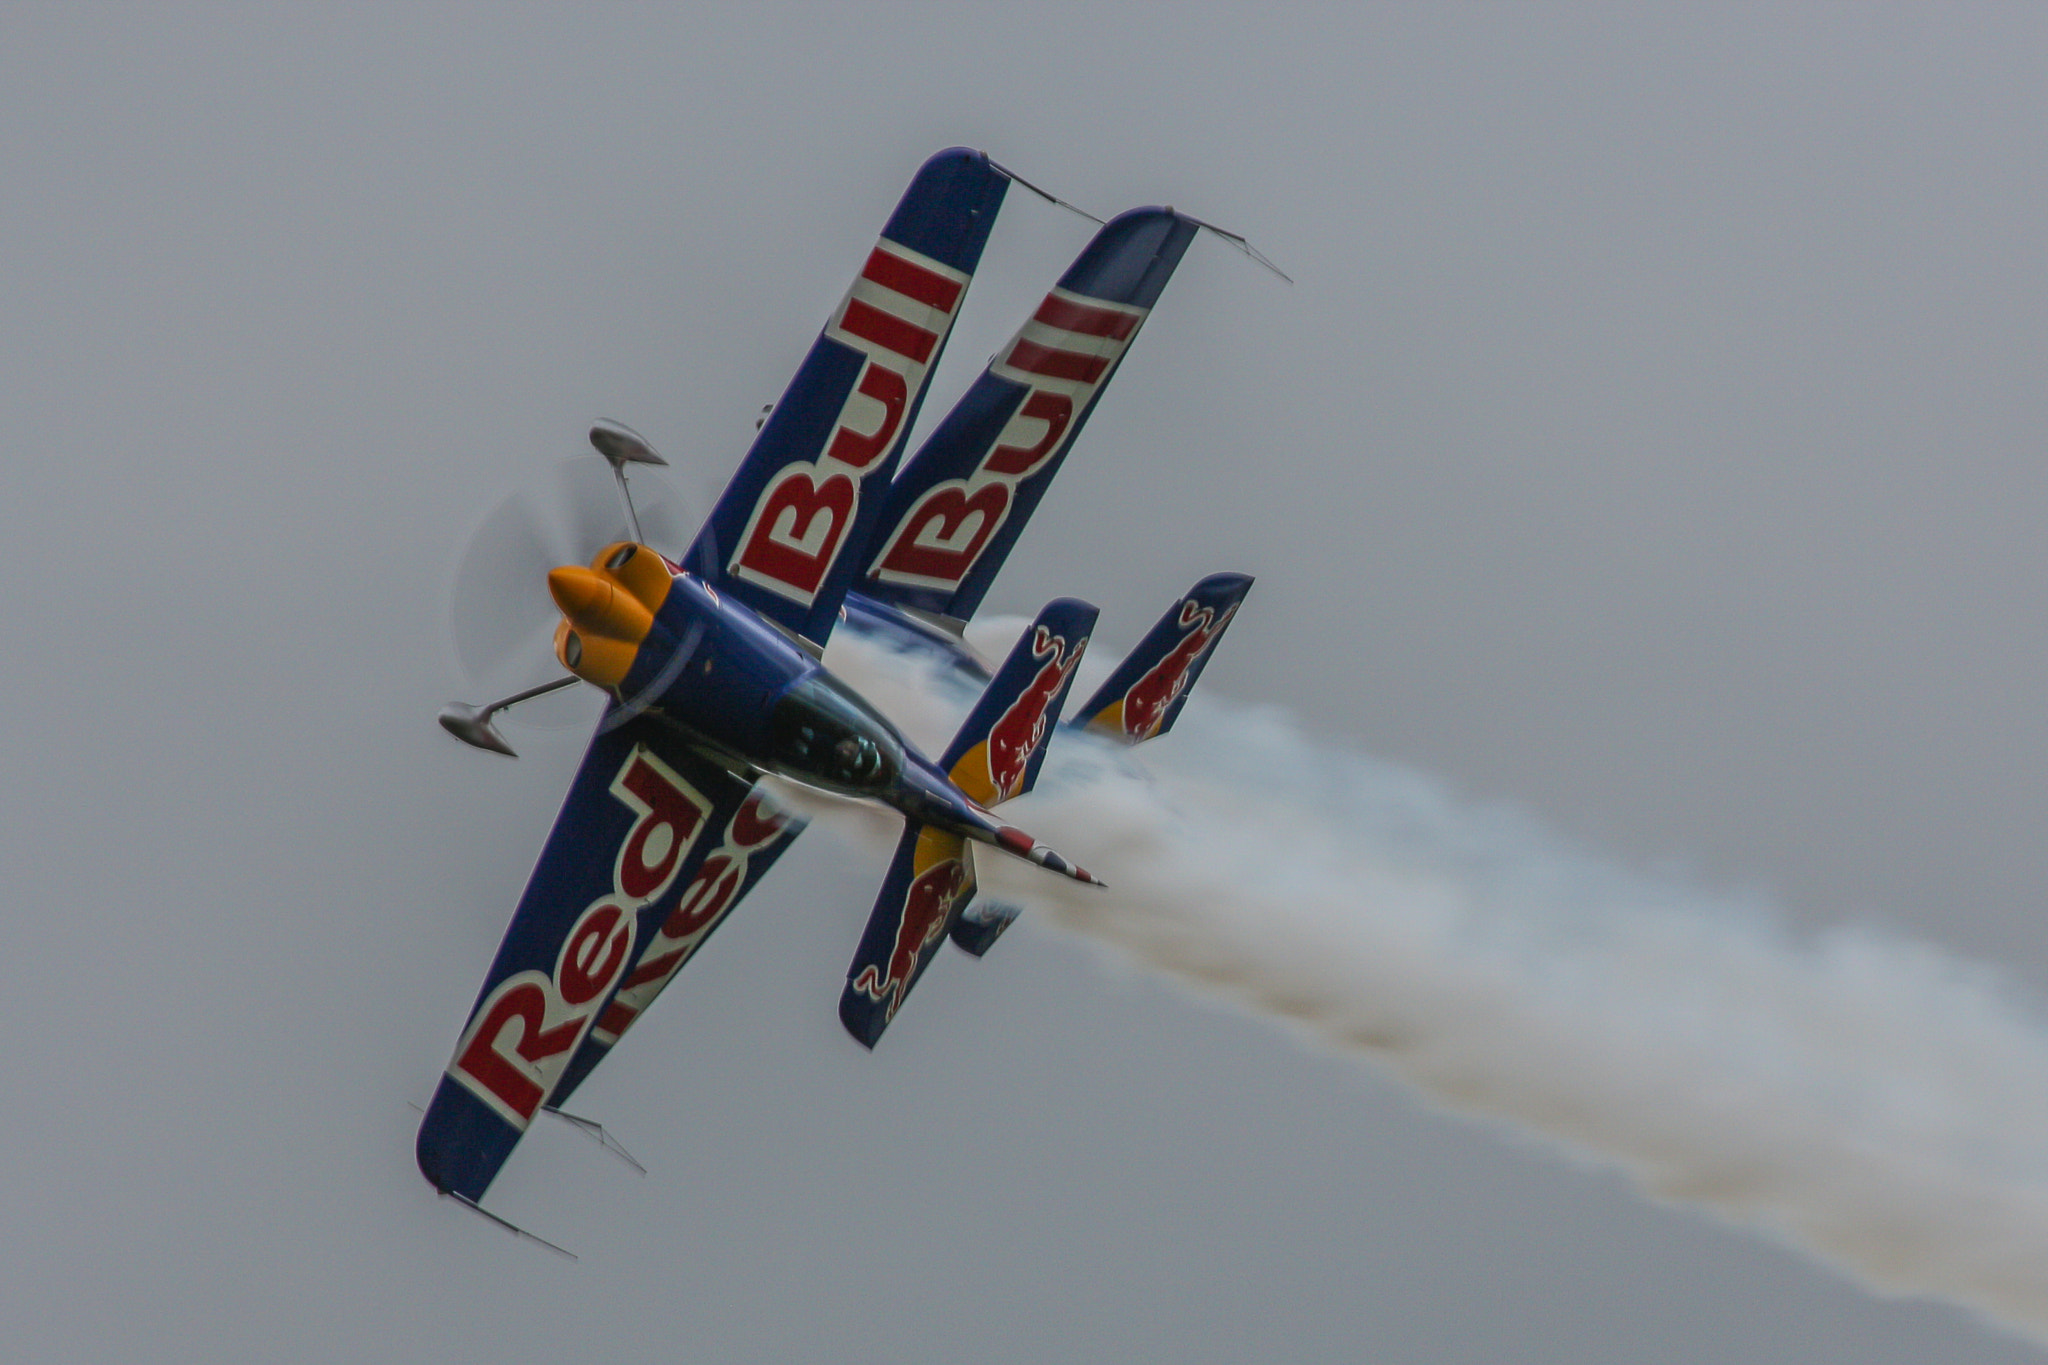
[1180, 211, 1293, 284]
[545, 1106, 647, 1176]
[442, 1193, 578, 1261]
[986, 157, 1105, 226]
[438, 675, 580, 757]
[588, 419, 669, 546]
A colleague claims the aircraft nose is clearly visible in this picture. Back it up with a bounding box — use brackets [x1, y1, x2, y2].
[546, 563, 656, 682]
[548, 565, 613, 621]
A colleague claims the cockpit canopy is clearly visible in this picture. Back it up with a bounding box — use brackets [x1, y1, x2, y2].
[765, 674, 903, 795]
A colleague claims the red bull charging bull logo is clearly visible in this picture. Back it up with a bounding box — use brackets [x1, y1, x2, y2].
[850, 834, 970, 1021]
[981, 624, 1085, 802]
[1117, 599, 1235, 741]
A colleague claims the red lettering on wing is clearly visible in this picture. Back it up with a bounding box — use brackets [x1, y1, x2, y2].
[983, 390, 1073, 478]
[620, 947, 687, 993]
[593, 791, 804, 1047]
[1006, 338, 1111, 385]
[446, 744, 721, 1124]
[823, 362, 907, 470]
[869, 288, 1148, 598]
[874, 482, 1011, 584]
[728, 239, 970, 610]
[454, 980, 586, 1123]
[733, 469, 856, 597]
[1033, 293, 1140, 340]
[840, 298, 938, 366]
[861, 246, 964, 312]
[661, 854, 741, 942]
[557, 903, 631, 1006]
[729, 794, 791, 848]
[615, 756, 710, 901]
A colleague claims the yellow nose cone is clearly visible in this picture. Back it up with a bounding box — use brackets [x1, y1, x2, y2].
[555, 618, 639, 690]
[548, 564, 610, 620]
[547, 562, 658, 691]
[548, 564, 654, 643]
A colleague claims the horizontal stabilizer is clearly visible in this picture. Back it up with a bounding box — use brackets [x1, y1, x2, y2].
[842, 599, 1098, 1045]
[1074, 573, 1251, 744]
[841, 824, 976, 1048]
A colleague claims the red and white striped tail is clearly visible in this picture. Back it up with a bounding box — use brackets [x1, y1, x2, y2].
[993, 824, 1106, 888]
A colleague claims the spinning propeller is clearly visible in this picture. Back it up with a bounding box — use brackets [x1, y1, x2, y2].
[440, 422, 709, 756]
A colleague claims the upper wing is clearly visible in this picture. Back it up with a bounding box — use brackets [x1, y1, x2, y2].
[416, 711, 767, 1202]
[859, 208, 1199, 626]
[682, 148, 1010, 650]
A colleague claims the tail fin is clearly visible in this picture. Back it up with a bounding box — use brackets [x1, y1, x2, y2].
[938, 597, 1097, 804]
[1073, 573, 1251, 744]
[951, 574, 1250, 958]
[841, 599, 1096, 1046]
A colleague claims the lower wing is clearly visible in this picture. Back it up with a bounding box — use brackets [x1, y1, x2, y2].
[416, 710, 794, 1202]
[547, 780, 805, 1109]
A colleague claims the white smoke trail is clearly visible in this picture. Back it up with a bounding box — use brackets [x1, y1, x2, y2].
[825, 623, 2048, 1347]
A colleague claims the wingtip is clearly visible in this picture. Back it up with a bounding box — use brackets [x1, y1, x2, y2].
[838, 992, 886, 1051]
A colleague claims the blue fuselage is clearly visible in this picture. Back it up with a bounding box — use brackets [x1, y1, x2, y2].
[615, 573, 1000, 842]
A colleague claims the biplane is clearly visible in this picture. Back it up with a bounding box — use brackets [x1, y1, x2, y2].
[418, 149, 1258, 1214]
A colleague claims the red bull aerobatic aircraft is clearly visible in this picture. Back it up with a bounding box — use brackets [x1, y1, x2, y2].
[418, 148, 1264, 1226]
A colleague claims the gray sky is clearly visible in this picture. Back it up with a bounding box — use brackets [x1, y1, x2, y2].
[6, 5, 2048, 1361]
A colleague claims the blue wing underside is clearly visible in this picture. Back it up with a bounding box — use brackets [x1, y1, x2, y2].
[417, 711, 800, 1201]
[682, 149, 1012, 649]
[859, 207, 1199, 628]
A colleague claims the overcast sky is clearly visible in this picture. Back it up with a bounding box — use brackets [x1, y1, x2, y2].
[7, 5, 2048, 1362]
